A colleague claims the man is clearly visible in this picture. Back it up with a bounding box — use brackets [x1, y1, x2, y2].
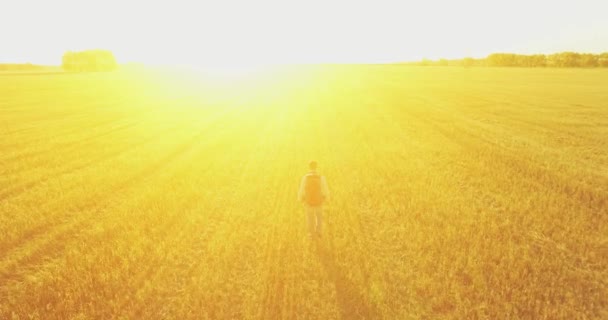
[298, 161, 330, 238]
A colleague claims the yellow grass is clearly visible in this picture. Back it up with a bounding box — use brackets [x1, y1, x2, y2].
[0, 66, 607, 319]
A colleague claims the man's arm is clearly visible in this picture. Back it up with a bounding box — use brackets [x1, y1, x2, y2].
[321, 176, 330, 201]
[297, 176, 306, 202]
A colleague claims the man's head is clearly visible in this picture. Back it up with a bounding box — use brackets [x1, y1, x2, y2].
[309, 160, 318, 171]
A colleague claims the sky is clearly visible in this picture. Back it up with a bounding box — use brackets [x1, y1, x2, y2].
[1, 0, 608, 65]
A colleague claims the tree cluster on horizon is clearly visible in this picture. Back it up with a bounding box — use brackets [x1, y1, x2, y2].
[409, 52, 608, 68]
[62, 49, 117, 72]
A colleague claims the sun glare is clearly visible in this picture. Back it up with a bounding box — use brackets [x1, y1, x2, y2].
[194, 62, 274, 78]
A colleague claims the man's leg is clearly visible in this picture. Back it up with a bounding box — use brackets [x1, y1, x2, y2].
[306, 205, 316, 236]
[315, 206, 323, 236]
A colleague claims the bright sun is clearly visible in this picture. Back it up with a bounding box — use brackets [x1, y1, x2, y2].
[194, 62, 273, 78]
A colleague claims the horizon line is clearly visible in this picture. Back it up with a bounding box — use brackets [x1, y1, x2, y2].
[2, 50, 608, 67]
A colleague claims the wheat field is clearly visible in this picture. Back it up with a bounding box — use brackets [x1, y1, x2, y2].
[0, 66, 607, 319]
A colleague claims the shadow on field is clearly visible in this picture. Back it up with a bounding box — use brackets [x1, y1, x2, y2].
[315, 241, 377, 319]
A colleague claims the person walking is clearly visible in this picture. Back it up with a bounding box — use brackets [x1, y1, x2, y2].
[298, 161, 330, 238]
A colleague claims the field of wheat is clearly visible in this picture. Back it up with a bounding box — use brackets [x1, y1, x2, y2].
[0, 66, 606, 319]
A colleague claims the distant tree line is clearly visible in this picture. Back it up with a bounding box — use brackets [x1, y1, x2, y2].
[62, 49, 117, 72]
[0, 63, 47, 71]
[408, 52, 608, 68]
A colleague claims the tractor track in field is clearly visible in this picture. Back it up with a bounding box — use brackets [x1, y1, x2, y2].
[113, 202, 207, 319]
[119, 138, 247, 319]
[140, 129, 279, 319]
[0, 114, 239, 288]
[259, 223, 287, 320]
[0, 112, 135, 150]
[0, 108, 232, 204]
[408, 95, 608, 214]
[0, 145, 194, 288]
[128, 203, 241, 319]
[437, 89, 608, 146]
[0, 129, 174, 254]
[0, 134, 235, 318]
[395, 92, 607, 210]
[0, 101, 150, 146]
[0, 118, 140, 166]
[0, 122, 183, 203]
[123, 207, 218, 319]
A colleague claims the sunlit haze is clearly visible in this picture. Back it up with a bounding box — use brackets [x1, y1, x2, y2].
[1, 0, 608, 317]
[2, 0, 608, 65]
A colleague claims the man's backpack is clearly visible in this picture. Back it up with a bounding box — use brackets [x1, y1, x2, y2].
[304, 173, 323, 206]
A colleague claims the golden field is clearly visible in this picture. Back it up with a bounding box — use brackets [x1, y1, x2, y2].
[0, 66, 606, 319]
